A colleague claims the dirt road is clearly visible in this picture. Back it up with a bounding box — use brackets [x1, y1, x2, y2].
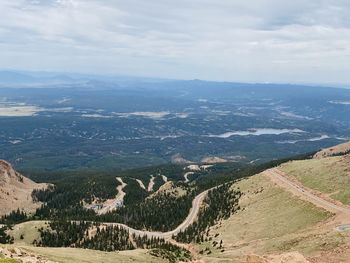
[135, 179, 146, 190]
[264, 168, 350, 231]
[183, 172, 194, 183]
[104, 188, 209, 239]
[147, 175, 155, 192]
[97, 177, 126, 214]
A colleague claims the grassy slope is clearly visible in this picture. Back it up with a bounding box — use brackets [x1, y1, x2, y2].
[0, 257, 20, 263]
[280, 155, 350, 204]
[1, 245, 164, 263]
[199, 174, 335, 262]
[8, 221, 47, 246]
[20, 247, 164, 263]
[6, 221, 166, 263]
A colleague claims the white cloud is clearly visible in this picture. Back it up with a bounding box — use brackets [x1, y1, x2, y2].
[1, 0, 350, 84]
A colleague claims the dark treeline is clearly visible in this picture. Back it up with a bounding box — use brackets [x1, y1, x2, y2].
[0, 226, 13, 244]
[31, 171, 118, 207]
[0, 209, 27, 225]
[175, 183, 241, 243]
[36, 220, 191, 262]
[36, 221, 92, 247]
[5, 153, 313, 236]
[152, 175, 166, 192]
[329, 149, 350, 157]
[122, 178, 149, 206]
[81, 225, 134, 251]
[134, 234, 191, 263]
[100, 191, 195, 231]
[32, 187, 194, 232]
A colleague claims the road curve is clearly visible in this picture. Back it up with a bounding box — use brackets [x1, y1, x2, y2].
[104, 189, 209, 239]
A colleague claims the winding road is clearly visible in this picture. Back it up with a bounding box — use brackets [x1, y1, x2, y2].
[97, 177, 127, 214]
[103, 188, 209, 239]
[264, 168, 350, 232]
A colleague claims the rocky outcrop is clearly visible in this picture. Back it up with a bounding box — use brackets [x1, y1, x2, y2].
[0, 247, 57, 263]
[0, 160, 48, 216]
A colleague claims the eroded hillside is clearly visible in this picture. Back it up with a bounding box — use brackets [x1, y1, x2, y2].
[0, 160, 48, 216]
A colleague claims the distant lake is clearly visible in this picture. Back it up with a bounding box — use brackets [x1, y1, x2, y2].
[208, 128, 304, 138]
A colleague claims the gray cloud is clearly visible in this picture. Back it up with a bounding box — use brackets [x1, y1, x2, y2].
[1, 0, 350, 84]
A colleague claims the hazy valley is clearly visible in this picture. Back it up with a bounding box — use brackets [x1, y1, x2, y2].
[1, 73, 350, 263]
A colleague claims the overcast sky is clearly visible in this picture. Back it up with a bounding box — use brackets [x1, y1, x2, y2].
[1, 0, 350, 84]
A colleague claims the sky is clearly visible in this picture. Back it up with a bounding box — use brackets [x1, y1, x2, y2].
[1, 0, 350, 84]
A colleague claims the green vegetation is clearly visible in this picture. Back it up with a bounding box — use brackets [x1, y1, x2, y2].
[152, 176, 166, 192]
[280, 156, 350, 204]
[175, 183, 241, 243]
[82, 226, 134, 251]
[21, 246, 166, 263]
[0, 210, 27, 225]
[205, 175, 333, 260]
[0, 257, 20, 263]
[7, 221, 46, 245]
[35, 221, 190, 262]
[123, 178, 148, 206]
[149, 247, 191, 263]
[36, 221, 92, 247]
[101, 190, 195, 231]
[133, 234, 192, 262]
[0, 227, 13, 244]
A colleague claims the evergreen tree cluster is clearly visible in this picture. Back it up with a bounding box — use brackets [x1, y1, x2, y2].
[36, 221, 92, 247]
[329, 149, 350, 157]
[133, 234, 167, 249]
[31, 185, 55, 203]
[0, 226, 13, 244]
[133, 233, 192, 262]
[149, 246, 192, 263]
[0, 209, 27, 225]
[80, 225, 134, 251]
[31, 171, 119, 214]
[175, 183, 241, 243]
[101, 191, 195, 231]
[33, 188, 194, 232]
[35, 220, 191, 262]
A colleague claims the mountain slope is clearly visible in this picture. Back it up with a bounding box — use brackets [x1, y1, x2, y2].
[313, 140, 350, 159]
[196, 143, 350, 262]
[0, 160, 48, 216]
[198, 174, 332, 262]
[280, 154, 350, 205]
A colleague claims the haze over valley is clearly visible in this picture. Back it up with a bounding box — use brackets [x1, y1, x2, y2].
[2, 1, 350, 263]
[1, 73, 350, 173]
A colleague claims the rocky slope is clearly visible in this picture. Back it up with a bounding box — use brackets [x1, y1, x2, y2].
[313, 140, 350, 159]
[0, 160, 48, 216]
